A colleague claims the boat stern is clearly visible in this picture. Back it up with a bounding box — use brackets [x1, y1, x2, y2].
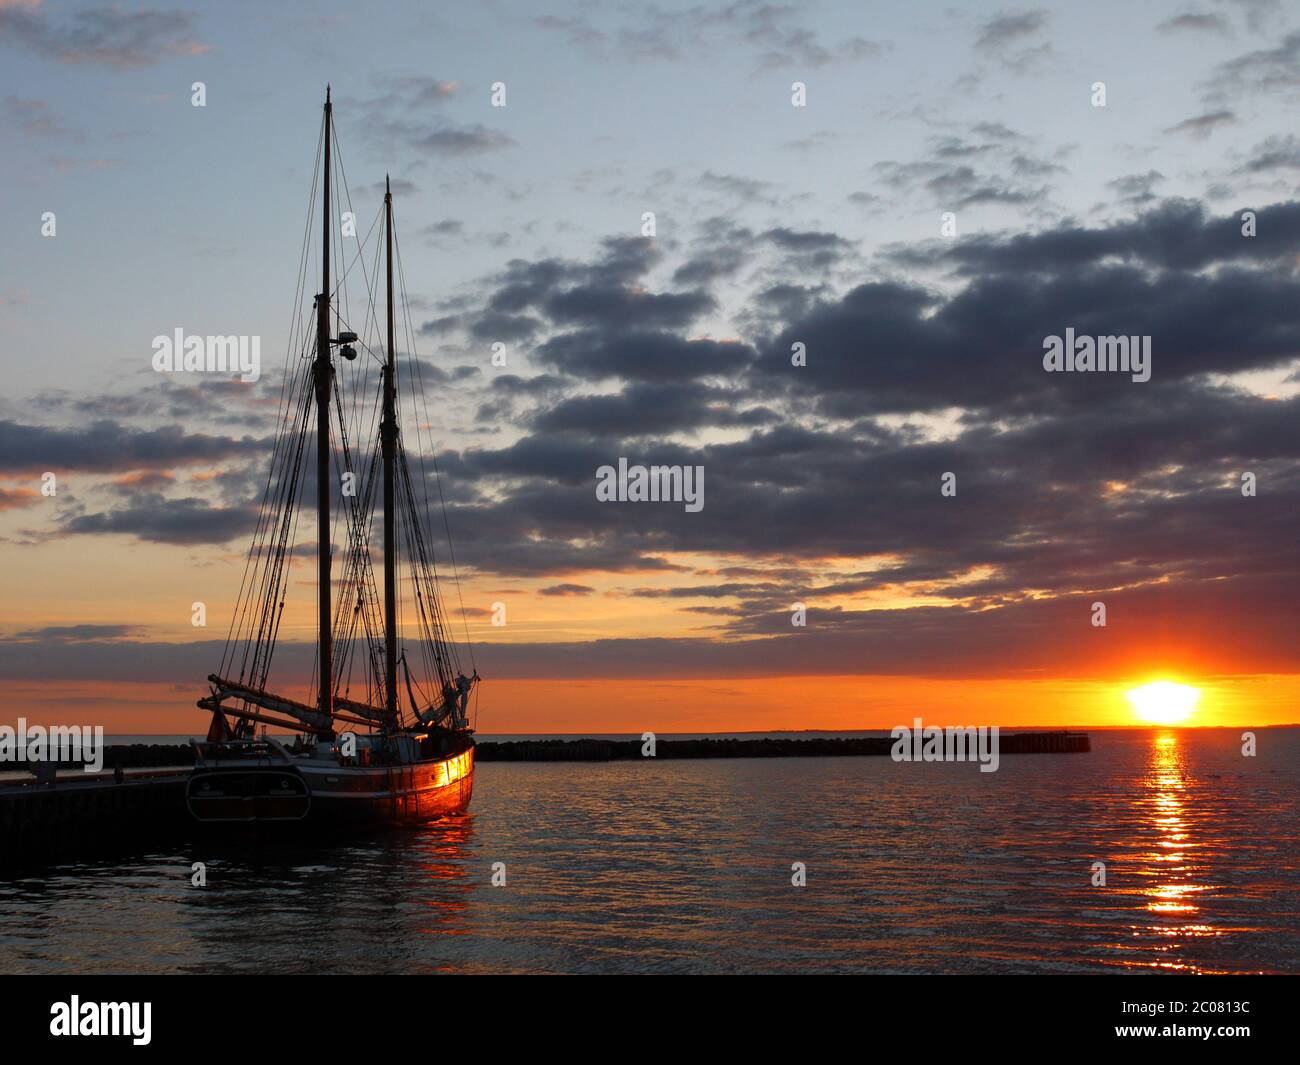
[186, 741, 312, 823]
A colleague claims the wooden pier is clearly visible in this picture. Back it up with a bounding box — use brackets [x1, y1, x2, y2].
[0, 768, 190, 869]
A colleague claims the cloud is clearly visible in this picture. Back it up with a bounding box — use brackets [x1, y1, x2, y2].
[0, 485, 41, 511]
[372, 177, 419, 198]
[534, 330, 754, 383]
[0, 418, 263, 475]
[10, 189, 1299, 685]
[759, 227, 855, 270]
[531, 15, 606, 50]
[760, 266, 1299, 419]
[9, 623, 140, 642]
[885, 198, 1300, 276]
[1202, 29, 1300, 101]
[350, 76, 513, 160]
[872, 130, 1060, 210]
[383, 123, 512, 157]
[1, 94, 73, 137]
[1107, 170, 1165, 205]
[0, 3, 210, 67]
[537, 583, 595, 596]
[1240, 134, 1300, 172]
[544, 285, 716, 332]
[697, 170, 780, 205]
[1157, 12, 1230, 34]
[975, 9, 1049, 49]
[378, 195, 1300, 679]
[531, 2, 885, 71]
[1164, 109, 1236, 139]
[530, 381, 774, 438]
[973, 9, 1055, 73]
[60, 492, 259, 544]
[4, 565, 1298, 684]
[1216, 0, 1284, 32]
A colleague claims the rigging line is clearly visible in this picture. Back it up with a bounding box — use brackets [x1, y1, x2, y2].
[330, 203, 382, 304]
[340, 382, 379, 611]
[328, 377, 354, 695]
[245, 363, 312, 688]
[329, 211, 384, 321]
[393, 223, 477, 672]
[220, 124, 324, 681]
[227, 294, 309, 681]
[332, 241, 387, 701]
[398, 447, 461, 685]
[232, 113, 326, 687]
[394, 466, 437, 695]
[327, 206, 384, 544]
[392, 374, 461, 692]
[328, 359, 380, 675]
[331, 119, 345, 334]
[356, 444, 386, 705]
[392, 248, 470, 681]
[243, 366, 308, 662]
[234, 339, 314, 685]
[346, 226, 385, 489]
[396, 484, 439, 710]
[256, 380, 312, 690]
[329, 368, 385, 700]
[344, 234, 372, 454]
[328, 129, 383, 328]
[248, 356, 312, 652]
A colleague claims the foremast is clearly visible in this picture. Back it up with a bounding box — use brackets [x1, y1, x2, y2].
[314, 86, 335, 736]
[383, 175, 399, 725]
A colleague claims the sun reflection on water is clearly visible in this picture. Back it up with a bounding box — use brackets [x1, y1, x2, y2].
[1135, 732, 1219, 963]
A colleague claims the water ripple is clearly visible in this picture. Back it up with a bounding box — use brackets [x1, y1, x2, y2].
[0, 729, 1296, 973]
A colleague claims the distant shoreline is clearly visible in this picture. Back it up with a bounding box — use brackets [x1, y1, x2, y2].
[91, 722, 1300, 745]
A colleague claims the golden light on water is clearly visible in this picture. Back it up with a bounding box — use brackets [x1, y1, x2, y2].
[1126, 681, 1201, 725]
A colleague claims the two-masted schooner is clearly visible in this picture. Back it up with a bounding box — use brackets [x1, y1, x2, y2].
[187, 89, 479, 828]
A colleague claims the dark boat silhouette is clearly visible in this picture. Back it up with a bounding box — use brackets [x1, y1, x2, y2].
[188, 88, 478, 828]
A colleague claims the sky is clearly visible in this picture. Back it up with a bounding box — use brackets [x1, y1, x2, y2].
[1, 0, 1298, 733]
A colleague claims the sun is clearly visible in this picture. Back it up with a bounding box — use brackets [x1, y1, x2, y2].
[1126, 681, 1201, 725]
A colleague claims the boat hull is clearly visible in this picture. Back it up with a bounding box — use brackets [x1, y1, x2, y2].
[187, 745, 474, 829]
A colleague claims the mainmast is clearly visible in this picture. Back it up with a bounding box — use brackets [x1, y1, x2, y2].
[314, 86, 334, 733]
[382, 176, 399, 723]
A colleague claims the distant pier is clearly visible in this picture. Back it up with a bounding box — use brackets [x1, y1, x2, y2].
[476, 731, 1091, 761]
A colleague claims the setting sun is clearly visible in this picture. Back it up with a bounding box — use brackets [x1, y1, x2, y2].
[1126, 681, 1202, 725]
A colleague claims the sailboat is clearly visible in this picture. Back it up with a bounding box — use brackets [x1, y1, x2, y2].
[187, 88, 479, 828]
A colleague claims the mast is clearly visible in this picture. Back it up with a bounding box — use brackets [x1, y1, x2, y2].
[383, 176, 399, 723]
[314, 86, 334, 732]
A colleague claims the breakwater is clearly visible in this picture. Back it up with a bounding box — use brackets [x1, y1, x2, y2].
[476, 731, 1091, 761]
